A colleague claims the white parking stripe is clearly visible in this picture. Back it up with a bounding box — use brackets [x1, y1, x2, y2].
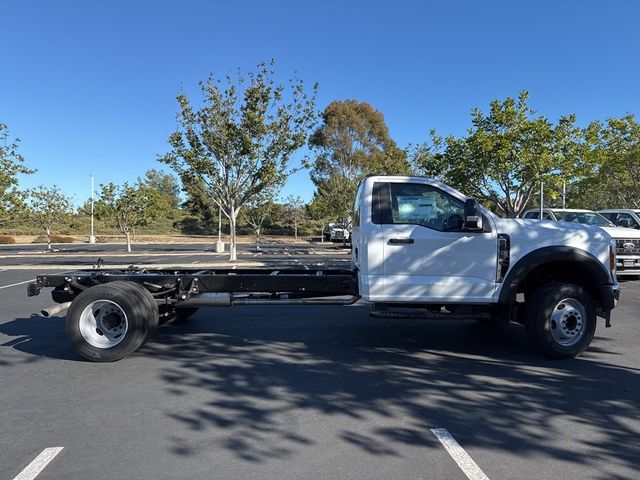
[430, 428, 490, 480]
[0, 279, 34, 290]
[13, 447, 63, 480]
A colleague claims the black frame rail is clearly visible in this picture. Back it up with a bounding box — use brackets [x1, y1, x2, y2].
[28, 267, 360, 305]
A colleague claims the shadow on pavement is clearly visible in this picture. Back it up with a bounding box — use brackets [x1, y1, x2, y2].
[0, 315, 81, 363]
[1, 305, 638, 478]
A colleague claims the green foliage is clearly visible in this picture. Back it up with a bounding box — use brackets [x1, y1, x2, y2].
[28, 185, 73, 249]
[0, 123, 34, 225]
[95, 182, 170, 251]
[309, 100, 410, 183]
[308, 174, 354, 229]
[159, 60, 318, 260]
[241, 192, 275, 244]
[283, 195, 306, 239]
[0, 235, 16, 244]
[572, 115, 640, 209]
[413, 91, 590, 217]
[138, 168, 181, 210]
[308, 100, 407, 225]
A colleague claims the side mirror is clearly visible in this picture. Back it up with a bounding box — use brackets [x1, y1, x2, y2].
[463, 199, 483, 231]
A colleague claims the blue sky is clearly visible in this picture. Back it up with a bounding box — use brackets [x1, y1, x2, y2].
[1, 0, 639, 204]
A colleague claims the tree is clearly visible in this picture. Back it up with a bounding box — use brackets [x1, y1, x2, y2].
[159, 61, 318, 260]
[283, 195, 306, 239]
[413, 91, 587, 218]
[138, 169, 181, 210]
[0, 123, 34, 225]
[28, 186, 73, 251]
[573, 115, 640, 208]
[241, 193, 274, 250]
[95, 182, 168, 252]
[308, 174, 354, 241]
[308, 100, 408, 224]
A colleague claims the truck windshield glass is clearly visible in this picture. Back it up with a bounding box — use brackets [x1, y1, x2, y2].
[389, 183, 465, 231]
[554, 211, 613, 227]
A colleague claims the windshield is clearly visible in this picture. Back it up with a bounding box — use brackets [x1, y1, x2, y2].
[553, 211, 614, 227]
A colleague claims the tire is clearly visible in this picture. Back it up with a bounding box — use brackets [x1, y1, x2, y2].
[524, 283, 596, 359]
[65, 282, 158, 362]
[159, 306, 199, 325]
[108, 281, 159, 344]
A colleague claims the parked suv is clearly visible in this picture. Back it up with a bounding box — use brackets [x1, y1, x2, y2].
[324, 224, 350, 242]
[521, 208, 640, 276]
[598, 209, 640, 229]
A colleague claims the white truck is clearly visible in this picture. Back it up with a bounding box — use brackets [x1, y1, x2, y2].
[29, 176, 620, 362]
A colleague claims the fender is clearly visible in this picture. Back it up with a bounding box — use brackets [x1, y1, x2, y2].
[498, 246, 613, 306]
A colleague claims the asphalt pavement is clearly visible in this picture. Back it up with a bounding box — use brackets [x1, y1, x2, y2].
[0, 264, 638, 479]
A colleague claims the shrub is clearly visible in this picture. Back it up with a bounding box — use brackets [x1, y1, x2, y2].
[31, 235, 75, 244]
[0, 235, 16, 244]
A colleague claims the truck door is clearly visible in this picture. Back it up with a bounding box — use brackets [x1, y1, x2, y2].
[378, 181, 499, 303]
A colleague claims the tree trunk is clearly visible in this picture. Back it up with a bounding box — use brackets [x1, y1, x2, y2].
[229, 211, 238, 261]
[294, 221, 298, 240]
[46, 227, 52, 251]
[255, 227, 261, 252]
[320, 223, 325, 243]
[125, 231, 132, 253]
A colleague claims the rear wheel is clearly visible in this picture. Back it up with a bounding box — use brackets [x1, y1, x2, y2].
[66, 283, 157, 362]
[524, 283, 596, 359]
[108, 281, 159, 343]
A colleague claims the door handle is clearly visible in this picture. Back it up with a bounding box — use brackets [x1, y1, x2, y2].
[388, 238, 414, 244]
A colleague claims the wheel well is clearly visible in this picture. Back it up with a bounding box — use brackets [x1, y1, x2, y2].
[517, 260, 603, 307]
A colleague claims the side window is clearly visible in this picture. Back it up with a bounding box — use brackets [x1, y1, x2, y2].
[600, 213, 615, 221]
[524, 211, 539, 219]
[387, 183, 465, 232]
[615, 213, 639, 229]
[542, 212, 554, 220]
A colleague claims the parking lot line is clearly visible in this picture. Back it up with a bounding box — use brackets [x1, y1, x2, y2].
[0, 279, 34, 290]
[430, 428, 490, 480]
[12, 447, 63, 480]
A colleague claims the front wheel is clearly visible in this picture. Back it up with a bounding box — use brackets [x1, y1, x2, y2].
[524, 283, 597, 359]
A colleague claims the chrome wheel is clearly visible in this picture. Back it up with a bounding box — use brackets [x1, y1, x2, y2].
[78, 300, 128, 349]
[549, 298, 587, 347]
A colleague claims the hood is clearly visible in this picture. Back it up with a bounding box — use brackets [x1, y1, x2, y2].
[499, 218, 607, 235]
[492, 217, 612, 251]
[600, 226, 640, 239]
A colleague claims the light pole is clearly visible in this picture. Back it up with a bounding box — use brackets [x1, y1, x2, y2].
[539, 181, 544, 218]
[89, 175, 96, 244]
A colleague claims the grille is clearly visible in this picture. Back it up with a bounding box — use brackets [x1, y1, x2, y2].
[616, 239, 640, 255]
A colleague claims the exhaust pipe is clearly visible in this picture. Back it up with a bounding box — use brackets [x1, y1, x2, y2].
[41, 302, 72, 318]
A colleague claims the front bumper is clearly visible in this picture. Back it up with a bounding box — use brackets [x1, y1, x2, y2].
[615, 255, 640, 275]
